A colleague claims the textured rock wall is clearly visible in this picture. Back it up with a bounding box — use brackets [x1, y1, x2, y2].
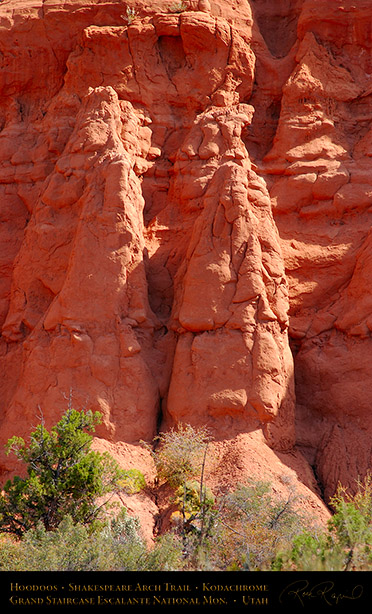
[260, 0, 372, 501]
[0, 0, 371, 509]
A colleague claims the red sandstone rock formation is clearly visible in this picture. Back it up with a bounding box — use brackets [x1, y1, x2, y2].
[0, 0, 371, 526]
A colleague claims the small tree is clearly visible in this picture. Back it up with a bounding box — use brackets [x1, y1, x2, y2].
[148, 424, 216, 568]
[150, 423, 211, 489]
[0, 408, 124, 537]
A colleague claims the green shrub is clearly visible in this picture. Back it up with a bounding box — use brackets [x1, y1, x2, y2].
[276, 474, 372, 571]
[148, 424, 217, 570]
[172, 480, 215, 521]
[149, 423, 211, 488]
[213, 479, 309, 571]
[0, 509, 184, 572]
[119, 469, 146, 494]
[0, 408, 124, 536]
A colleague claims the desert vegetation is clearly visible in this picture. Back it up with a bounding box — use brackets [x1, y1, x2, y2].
[0, 410, 371, 571]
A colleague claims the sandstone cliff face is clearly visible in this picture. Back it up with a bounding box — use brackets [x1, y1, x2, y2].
[0, 0, 370, 520]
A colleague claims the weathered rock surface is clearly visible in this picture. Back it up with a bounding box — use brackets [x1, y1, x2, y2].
[259, 0, 372, 502]
[0, 0, 371, 524]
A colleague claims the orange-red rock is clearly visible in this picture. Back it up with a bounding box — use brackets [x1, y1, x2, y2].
[1, 0, 371, 526]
